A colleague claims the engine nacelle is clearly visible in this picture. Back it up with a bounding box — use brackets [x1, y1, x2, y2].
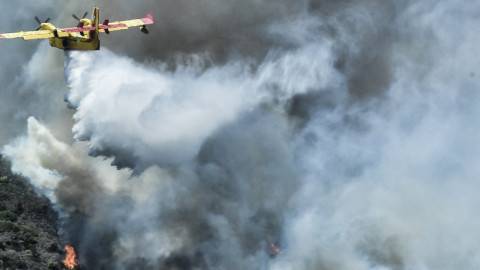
[140, 25, 149, 34]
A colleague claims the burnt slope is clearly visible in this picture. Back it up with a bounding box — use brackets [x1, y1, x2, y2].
[0, 154, 65, 270]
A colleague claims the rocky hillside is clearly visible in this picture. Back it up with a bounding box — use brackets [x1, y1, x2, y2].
[0, 154, 66, 269]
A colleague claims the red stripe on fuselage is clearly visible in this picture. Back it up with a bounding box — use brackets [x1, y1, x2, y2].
[98, 23, 127, 29]
[0, 34, 5, 39]
[62, 27, 96, 33]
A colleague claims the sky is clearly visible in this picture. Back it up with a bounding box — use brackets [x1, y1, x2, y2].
[2, 0, 480, 269]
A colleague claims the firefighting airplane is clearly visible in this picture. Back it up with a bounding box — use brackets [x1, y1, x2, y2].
[0, 7, 153, 50]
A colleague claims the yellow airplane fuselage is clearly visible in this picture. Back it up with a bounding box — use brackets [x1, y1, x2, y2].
[43, 7, 100, 50]
[47, 27, 100, 50]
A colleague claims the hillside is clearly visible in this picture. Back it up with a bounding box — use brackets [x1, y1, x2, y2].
[0, 154, 65, 269]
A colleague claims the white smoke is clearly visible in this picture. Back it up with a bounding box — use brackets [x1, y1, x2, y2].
[64, 25, 337, 171]
[3, 0, 480, 269]
[65, 49, 255, 169]
[0, 0, 104, 145]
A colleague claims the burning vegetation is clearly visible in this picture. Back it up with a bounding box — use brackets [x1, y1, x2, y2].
[62, 245, 79, 269]
[267, 243, 282, 257]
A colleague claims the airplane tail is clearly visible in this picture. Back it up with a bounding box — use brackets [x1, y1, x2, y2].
[93, 7, 100, 36]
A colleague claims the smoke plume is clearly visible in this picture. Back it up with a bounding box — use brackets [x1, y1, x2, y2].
[3, 0, 480, 269]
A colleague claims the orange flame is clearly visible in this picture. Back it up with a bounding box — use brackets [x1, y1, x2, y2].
[62, 245, 79, 269]
[267, 243, 282, 256]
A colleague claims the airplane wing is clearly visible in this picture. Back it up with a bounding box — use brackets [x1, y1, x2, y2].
[0, 13, 154, 40]
[0, 30, 55, 40]
[99, 14, 154, 33]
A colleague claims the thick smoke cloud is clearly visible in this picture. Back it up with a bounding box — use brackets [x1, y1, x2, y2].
[64, 34, 335, 170]
[65, 49, 255, 169]
[3, 0, 480, 269]
[97, 0, 306, 63]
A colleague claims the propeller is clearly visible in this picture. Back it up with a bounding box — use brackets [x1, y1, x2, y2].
[72, 11, 88, 21]
[34, 16, 51, 30]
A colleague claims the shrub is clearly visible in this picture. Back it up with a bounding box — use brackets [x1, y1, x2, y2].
[0, 211, 17, 222]
[0, 221, 39, 237]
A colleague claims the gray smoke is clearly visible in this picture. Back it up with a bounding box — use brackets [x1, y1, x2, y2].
[3, 0, 480, 269]
[0, 0, 88, 146]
